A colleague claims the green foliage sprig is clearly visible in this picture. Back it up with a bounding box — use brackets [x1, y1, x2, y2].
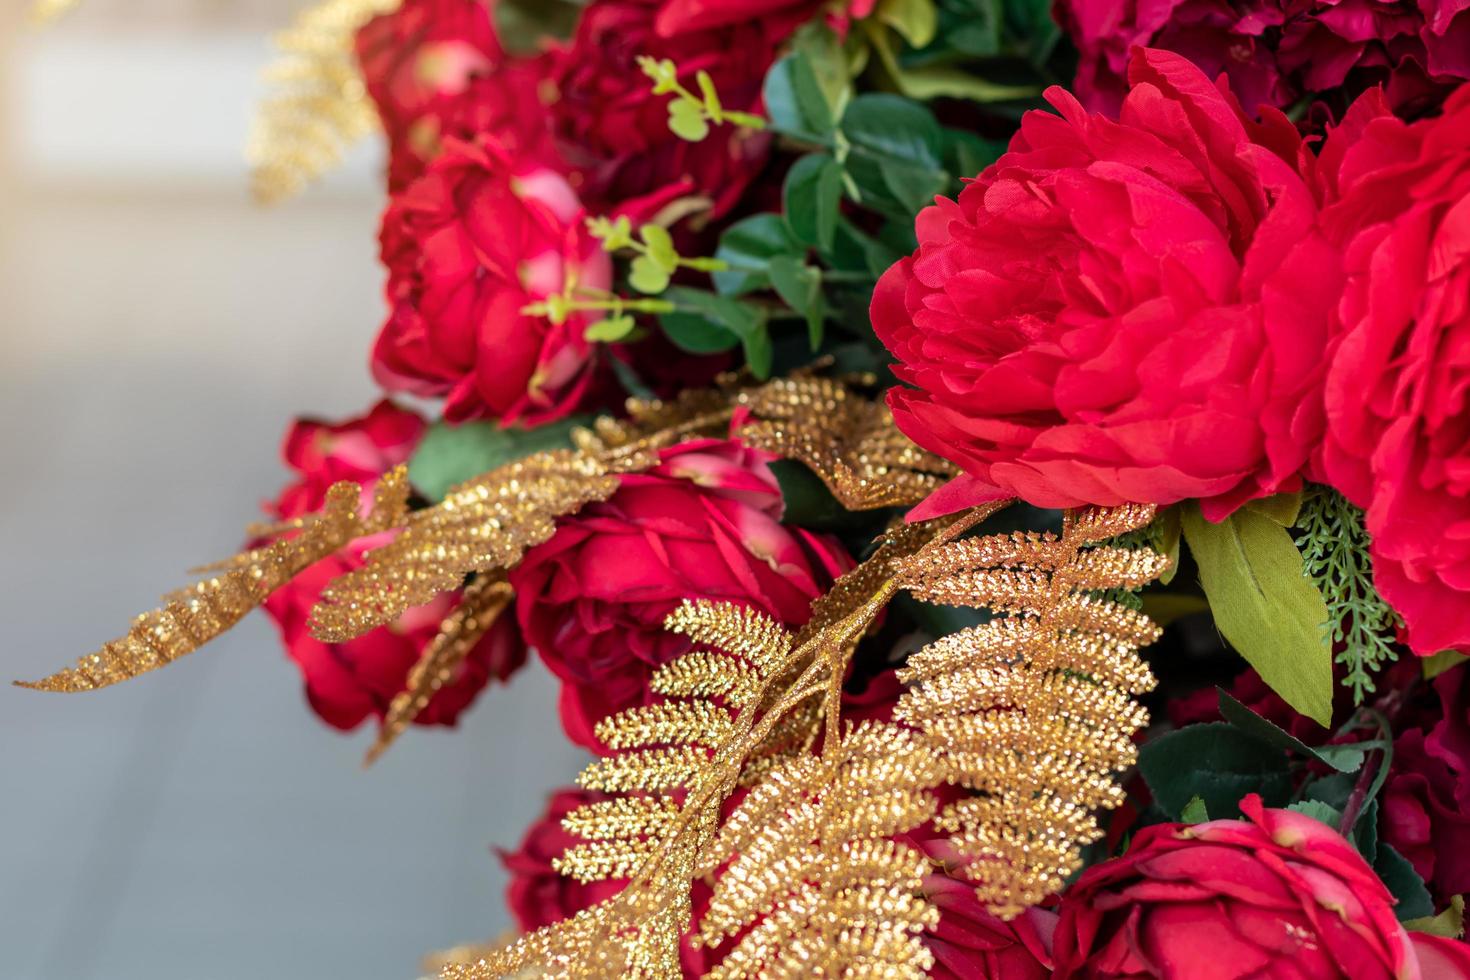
[638, 56, 767, 142]
[1297, 487, 1401, 703]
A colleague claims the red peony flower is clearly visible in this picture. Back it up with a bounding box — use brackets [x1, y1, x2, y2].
[1053, 794, 1420, 978]
[544, 0, 782, 219]
[1056, 0, 1470, 119]
[875, 48, 1338, 522]
[1314, 86, 1470, 655]
[1382, 727, 1470, 908]
[372, 135, 612, 424]
[262, 402, 525, 730]
[355, 0, 538, 191]
[508, 435, 853, 750]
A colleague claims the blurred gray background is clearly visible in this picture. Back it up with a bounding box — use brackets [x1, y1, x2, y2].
[1, 3, 587, 977]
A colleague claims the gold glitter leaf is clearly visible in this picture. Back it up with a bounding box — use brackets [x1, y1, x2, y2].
[309, 449, 649, 643]
[893, 503, 1167, 918]
[248, 0, 401, 203]
[18, 468, 410, 693]
[362, 572, 514, 766]
[739, 377, 955, 510]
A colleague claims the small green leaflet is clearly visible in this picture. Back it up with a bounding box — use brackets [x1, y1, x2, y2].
[783, 154, 843, 252]
[1181, 503, 1334, 726]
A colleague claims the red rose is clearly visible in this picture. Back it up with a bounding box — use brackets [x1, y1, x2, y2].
[355, 0, 531, 191]
[262, 402, 525, 730]
[652, 0, 876, 37]
[545, 0, 782, 218]
[1314, 87, 1470, 654]
[1056, 0, 1470, 119]
[500, 788, 627, 933]
[270, 399, 427, 521]
[916, 838, 1057, 979]
[875, 49, 1337, 522]
[1383, 728, 1470, 908]
[508, 436, 853, 750]
[1053, 794, 1420, 978]
[371, 136, 612, 424]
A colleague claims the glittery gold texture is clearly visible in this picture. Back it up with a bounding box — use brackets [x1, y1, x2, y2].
[892, 503, 1168, 918]
[17, 467, 410, 693]
[248, 0, 402, 203]
[737, 376, 956, 510]
[362, 571, 513, 766]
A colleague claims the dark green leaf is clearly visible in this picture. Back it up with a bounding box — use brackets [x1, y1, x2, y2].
[768, 460, 852, 530]
[762, 50, 837, 140]
[1287, 800, 1343, 826]
[1376, 843, 1435, 921]
[1218, 691, 1364, 774]
[408, 416, 590, 502]
[767, 256, 825, 349]
[784, 154, 844, 252]
[1138, 723, 1292, 821]
[840, 94, 948, 213]
[712, 214, 803, 295]
[664, 287, 771, 378]
[658, 311, 740, 354]
[1181, 504, 1334, 726]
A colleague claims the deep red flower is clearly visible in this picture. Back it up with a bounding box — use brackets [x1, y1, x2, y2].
[651, 0, 876, 39]
[371, 135, 611, 424]
[355, 0, 541, 191]
[508, 435, 852, 750]
[1056, 0, 1470, 119]
[1314, 86, 1470, 654]
[262, 402, 525, 730]
[875, 48, 1337, 522]
[1053, 794, 1420, 978]
[915, 838, 1057, 978]
[544, 0, 783, 219]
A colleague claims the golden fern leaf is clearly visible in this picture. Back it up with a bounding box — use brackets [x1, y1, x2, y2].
[362, 571, 513, 766]
[697, 723, 943, 980]
[17, 468, 410, 693]
[309, 449, 653, 642]
[248, 0, 401, 203]
[572, 384, 741, 457]
[893, 503, 1168, 918]
[738, 377, 955, 510]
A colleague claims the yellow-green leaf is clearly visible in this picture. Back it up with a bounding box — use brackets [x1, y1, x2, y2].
[876, 0, 937, 48]
[1246, 491, 1303, 527]
[1405, 896, 1465, 938]
[1424, 650, 1468, 680]
[629, 255, 672, 294]
[668, 100, 710, 142]
[1181, 503, 1334, 726]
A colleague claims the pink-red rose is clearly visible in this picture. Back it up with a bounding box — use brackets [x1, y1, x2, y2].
[651, 0, 876, 41]
[371, 136, 611, 424]
[1056, 0, 1470, 119]
[1053, 794, 1422, 978]
[355, 0, 536, 191]
[876, 48, 1338, 522]
[1314, 86, 1470, 654]
[544, 0, 782, 219]
[508, 435, 852, 750]
[262, 402, 525, 730]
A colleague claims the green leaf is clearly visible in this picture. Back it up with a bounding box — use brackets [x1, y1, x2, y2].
[762, 50, 837, 140]
[629, 254, 672, 294]
[658, 311, 740, 354]
[1405, 896, 1465, 938]
[1137, 722, 1292, 821]
[876, 0, 938, 47]
[1376, 843, 1435, 921]
[1424, 650, 1468, 680]
[712, 214, 802, 295]
[583, 315, 636, 342]
[1181, 504, 1334, 727]
[784, 154, 843, 252]
[1180, 796, 1209, 824]
[1218, 690, 1364, 773]
[1245, 490, 1303, 526]
[767, 256, 825, 349]
[667, 99, 710, 142]
[839, 94, 948, 213]
[862, 23, 1040, 104]
[1287, 800, 1343, 827]
[663, 287, 770, 377]
[639, 224, 678, 270]
[768, 459, 853, 530]
[408, 416, 590, 502]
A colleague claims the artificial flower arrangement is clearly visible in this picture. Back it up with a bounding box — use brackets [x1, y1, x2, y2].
[21, 0, 1470, 975]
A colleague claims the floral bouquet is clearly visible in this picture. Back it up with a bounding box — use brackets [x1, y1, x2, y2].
[22, 0, 1470, 975]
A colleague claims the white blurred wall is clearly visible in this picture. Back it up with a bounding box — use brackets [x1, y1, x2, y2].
[0, 5, 586, 978]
